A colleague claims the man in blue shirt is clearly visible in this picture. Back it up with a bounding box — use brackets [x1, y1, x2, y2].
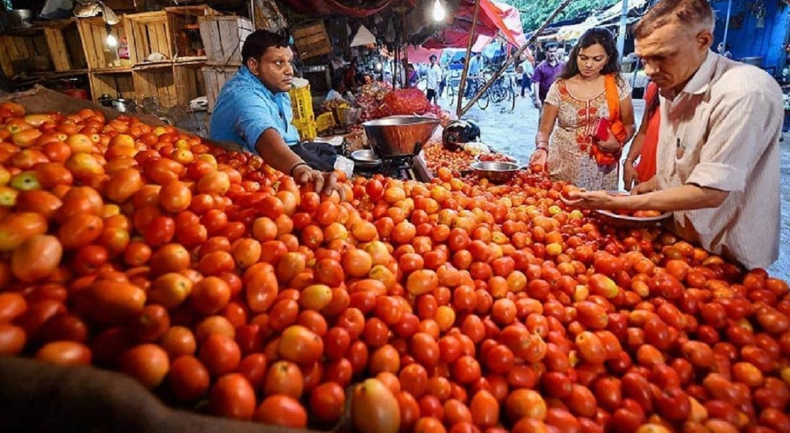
[468, 52, 483, 76]
[210, 30, 339, 194]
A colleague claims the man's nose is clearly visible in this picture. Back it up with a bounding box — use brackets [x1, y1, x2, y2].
[643, 60, 658, 76]
[285, 63, 294, 76]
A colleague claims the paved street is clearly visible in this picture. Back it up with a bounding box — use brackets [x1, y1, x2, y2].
[438, 91, 790, 280]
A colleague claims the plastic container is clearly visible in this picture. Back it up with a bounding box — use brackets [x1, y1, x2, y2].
[289, 80, 314, 123]
[293, 117, 317, 141]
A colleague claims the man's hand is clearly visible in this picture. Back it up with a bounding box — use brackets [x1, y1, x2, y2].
[561, 189, 620, 210]
[533, 98, 542, 109]
[292, 164, 344, 199]
[631, 177, 657, 195]
[623, 160, 638, 191]
[529, 148, 547, 170]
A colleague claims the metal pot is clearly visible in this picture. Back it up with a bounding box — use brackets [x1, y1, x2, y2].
[112, 98, 130, 113]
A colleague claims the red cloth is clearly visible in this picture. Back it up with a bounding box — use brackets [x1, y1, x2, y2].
[287, 0, 413, 17]
[422, 0, 527, 49]
[636, 82, 660, 182]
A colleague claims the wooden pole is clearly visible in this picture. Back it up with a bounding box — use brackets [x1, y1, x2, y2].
[460, 0, 573, 116]
[456, 0, 482, 117]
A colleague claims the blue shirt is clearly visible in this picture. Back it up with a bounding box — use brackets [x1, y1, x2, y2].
[210, 66, 300, 152]
[468, 56, 483, 76]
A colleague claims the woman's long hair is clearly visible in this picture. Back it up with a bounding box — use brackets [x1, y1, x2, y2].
[559, 27, 622, 83]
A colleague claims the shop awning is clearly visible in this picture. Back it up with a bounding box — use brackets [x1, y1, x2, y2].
[554, 0, 648, 41]
[406, 46, 445, 63]
[421, 0, 527, 49]
[286, 0, 416, 18]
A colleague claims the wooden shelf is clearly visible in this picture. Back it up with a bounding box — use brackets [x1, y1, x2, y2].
[133, 62, 173, 71]
[92, 67, 133, 74]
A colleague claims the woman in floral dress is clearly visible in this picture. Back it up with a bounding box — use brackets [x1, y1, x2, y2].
[529, 28, 635, 190]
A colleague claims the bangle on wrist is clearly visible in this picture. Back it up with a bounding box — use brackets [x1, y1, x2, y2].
[289, 162, 308, 177]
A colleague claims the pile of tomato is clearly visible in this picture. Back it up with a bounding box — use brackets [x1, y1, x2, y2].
[424, 141, 476, 175]
[2, 100, 790, 433]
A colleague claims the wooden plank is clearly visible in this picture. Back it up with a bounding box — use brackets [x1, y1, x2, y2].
[291, 23, 324, 39]
[64, 26, 88, 70]
[0, 36, 14, 77]
[296, 33, 327, 47]
[44, 28, 71, 72]
[219, 20, 237, 65]
[154, 21, 169, 59]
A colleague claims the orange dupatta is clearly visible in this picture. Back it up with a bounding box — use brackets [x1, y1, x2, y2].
[591, 74, 627, 166]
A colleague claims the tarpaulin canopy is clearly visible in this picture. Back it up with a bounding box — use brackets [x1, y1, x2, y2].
[554, 0, 648, 41]
[421, 0, 527, 49]
[286, 0, 415, 18]
[406, 46, 445, 63]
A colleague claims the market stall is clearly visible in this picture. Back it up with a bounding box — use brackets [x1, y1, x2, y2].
[2, 75, 790, 432]
[2, 1, 790, 432]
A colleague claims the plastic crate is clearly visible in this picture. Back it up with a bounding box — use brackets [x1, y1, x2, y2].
[293, 118, 317, 141]
[316, 111, 335, 133]
[289, 84, 314, 123]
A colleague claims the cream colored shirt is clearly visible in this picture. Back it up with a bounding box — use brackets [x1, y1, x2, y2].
[655, 51, 782, 269]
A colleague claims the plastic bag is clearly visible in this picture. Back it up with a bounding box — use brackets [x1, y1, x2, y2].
[334, 155, 354, 178]
[40, 0, 73, 20]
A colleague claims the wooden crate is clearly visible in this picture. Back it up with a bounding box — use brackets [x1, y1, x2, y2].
[77, 17, 132, 71]
[292, 21, 331, 60]
[166, 6, 218, 62]
[174, 62, 206, 106]
[124, 11, 172, 65]
[198, 16, 253, 66]
[201, 65, 239, 112]
[89, 70, 135, 103]
[133, 64, 178, 108]
[42, 19, 89, 72]
[0, 28, 52, 78]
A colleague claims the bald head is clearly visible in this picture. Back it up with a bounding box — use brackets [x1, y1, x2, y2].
[633, 0, 714, 38]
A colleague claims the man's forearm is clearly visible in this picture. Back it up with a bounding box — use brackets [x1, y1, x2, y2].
[255, 128, 303, 174]
[620, 184, 729, 211]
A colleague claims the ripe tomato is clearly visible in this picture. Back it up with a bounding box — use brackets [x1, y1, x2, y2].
[253, 395, 307, 428]
[209, 373, 256, 420]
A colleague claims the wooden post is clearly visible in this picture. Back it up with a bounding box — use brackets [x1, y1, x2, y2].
[456, 0, 482, 117]
[460, 0, 573, 116]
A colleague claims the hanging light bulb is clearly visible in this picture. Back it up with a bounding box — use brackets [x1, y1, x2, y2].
[433, 0, 446, 22]
[106, 32, 118, 47]
[105, 23, 118, 47]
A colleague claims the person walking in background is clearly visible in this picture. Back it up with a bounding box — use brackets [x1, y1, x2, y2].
[531, 43, 565, 114]
[468, 52, 484, 76]
[517, 61, 534, 98]
[622, 81, 660, 190]
[438, 61, 447, 100]
[407, 63, 419, 88]
[426, 54, 442, 104]
[528, 28, 636, 191]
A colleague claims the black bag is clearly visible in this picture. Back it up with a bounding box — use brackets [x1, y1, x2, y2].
[290, 142, 338, 172]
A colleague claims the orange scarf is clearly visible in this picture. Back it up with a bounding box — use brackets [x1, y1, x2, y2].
[591, 74, 627, 166]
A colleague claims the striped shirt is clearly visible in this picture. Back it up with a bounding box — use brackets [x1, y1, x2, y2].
[655, 51, 783, 269]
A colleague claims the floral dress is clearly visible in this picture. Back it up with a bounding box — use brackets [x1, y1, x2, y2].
[545, 78, 631, 190]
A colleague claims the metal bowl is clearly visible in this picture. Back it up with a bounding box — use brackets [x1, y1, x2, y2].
[350, 149, 381, 169]
[361, 116, 441, 159]
[592, 193, 672, 228]
[470, 161, 519, 184]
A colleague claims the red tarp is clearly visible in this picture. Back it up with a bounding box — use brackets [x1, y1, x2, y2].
[422, 0, 527, 49]
[406, 47, 444, 63]
[287, 0, 415, 18]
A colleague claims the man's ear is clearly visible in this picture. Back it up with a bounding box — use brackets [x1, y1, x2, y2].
[696, 29, 714, 52]
[246, 57, 258, 75]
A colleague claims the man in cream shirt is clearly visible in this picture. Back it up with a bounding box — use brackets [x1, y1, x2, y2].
[564, 0, 782, 270]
